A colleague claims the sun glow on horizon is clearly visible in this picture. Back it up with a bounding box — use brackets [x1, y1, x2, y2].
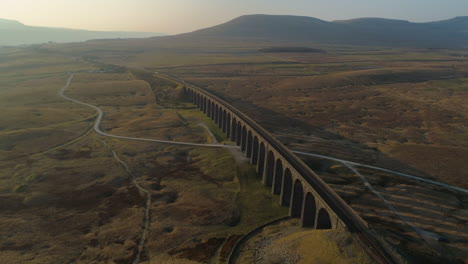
[1, 0, 467, 34]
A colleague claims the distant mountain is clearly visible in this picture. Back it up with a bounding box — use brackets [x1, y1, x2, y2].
[182, 15, 348, 41]
[427, 16, 468, 31]
[0, 18, 25, 29]
[179, 14, 468, 48]
[0, 18, 165, 46]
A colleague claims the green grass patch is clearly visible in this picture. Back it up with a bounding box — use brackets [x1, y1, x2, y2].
[234, 163, 289, 230]
[183, 145, 287, 239]
[425, 77, 468, 92]
[12, 184, 28, 193]
[190, 148, 237, 182]
[177, 108, 227, 143]
[193, 147, 288, 233]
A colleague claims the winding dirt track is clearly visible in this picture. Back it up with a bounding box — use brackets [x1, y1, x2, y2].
[59, 74, 239, 263]
[109, 146, 151, 264]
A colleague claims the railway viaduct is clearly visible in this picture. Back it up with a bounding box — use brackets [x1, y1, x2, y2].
[185, 84, 344, 229]
[162, 74, 398, 264]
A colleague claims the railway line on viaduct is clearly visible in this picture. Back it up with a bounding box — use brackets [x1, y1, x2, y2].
[162, 74, 400, 264]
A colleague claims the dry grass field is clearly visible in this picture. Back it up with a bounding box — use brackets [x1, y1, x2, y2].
[236, 219, 372, 264]
[141, 47, 468, 263]
[158, 49, 468, 189]
[299, 155, 468, 263]
[4, 48, 364, 263]
[3, 41, 467, 263]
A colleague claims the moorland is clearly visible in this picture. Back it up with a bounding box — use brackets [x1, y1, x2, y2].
[0, 47, 371, 263]
[1, 14, 468, 264]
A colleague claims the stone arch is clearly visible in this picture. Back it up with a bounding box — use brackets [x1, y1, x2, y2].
[226, 113, 231, 138]
[252, 136, 259, 165]
[236, 121, 242, 146]
[265, 151, 275, 186]
[316, 208, 332, 229]
[222, 110, 227, 133]
[246, 131, 253, 158]
[302, 193, 316, 227]
[200, 96, 204, 112]
[291, 179, 304, 218]
[207, 99, 211, 118]
[211, 102, 215, 120]
[241, 126, 247, 152]
[217, 107, 223, 128]
[258, 142, 266, 177]
[273, 159, 283, 195]
[203, 97, 207, 113]
[231, 117, 237, 141]
[281, 169, 293, 206]
[215, 105, 219, 124]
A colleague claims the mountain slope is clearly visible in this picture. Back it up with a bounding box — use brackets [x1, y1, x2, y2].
[0, 18, 25, 29]
[179, 14, 468, 48]
[183, 15, 353, 42]
[0, 18, 165, 46]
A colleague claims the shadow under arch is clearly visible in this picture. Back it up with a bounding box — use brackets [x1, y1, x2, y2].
[302, 192, 316, 227]
[291, 179, 304, 218]
[273, 159, 283, 195]
[316, 208, 332, 229]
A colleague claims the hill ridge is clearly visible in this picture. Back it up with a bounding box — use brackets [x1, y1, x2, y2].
[177, 14, 468, 48]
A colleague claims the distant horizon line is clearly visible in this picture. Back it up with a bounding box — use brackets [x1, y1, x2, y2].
[1, 13, 466, 35]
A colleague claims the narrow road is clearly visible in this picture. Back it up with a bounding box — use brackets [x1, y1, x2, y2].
[344, 163, 448, 244]
[291, 150, 468, 195]
[60, 74, 238, 149]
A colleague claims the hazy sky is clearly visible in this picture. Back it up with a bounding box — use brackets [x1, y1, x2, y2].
[1, 0, 467, 34]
